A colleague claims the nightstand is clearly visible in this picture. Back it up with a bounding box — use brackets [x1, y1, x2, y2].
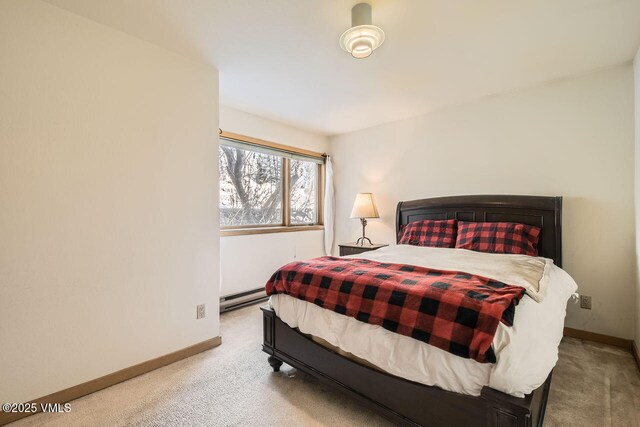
[339, 242, 388, 256]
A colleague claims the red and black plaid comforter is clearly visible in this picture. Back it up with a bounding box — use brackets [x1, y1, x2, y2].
[265, 257, 526, 363]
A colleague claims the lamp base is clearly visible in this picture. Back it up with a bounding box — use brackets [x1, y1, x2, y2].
[355, 236, 373, 246]
[356, 218, 372, 246]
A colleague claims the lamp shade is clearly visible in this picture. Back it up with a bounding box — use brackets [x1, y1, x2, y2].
[350, 193, 379, 219]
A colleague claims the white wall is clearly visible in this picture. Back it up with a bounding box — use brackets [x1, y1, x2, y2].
[221, 231, 326, 296]
[634, 49, 640, 347]
[0, 0, 220, 404]
[220, 105, 328, 154]
[330, 65, 635, 340]
[219, 106, 328, 297]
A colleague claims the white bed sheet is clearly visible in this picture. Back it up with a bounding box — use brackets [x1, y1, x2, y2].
[269, 245, 577, 397]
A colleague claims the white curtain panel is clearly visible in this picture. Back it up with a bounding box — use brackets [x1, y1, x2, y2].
[324, 156, 335, 255]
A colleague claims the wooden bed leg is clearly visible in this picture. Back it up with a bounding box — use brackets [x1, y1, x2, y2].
[268, 355, 283, 372]
[262, 306, 283, 372]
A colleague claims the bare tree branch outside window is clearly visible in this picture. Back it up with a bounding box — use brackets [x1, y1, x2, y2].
[219, 143, 319, 227]
[219, 146, 282, 226]
[290, 159, 317, 224]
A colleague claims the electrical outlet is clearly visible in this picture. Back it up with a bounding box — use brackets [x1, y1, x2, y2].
[196, 304, 206, 319]
[579, 295, 592, 310]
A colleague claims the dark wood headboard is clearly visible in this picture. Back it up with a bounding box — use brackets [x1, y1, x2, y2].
[395, 195, 562, 267]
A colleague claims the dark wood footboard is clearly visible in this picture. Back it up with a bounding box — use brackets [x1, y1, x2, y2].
[262, 306, 551, 427]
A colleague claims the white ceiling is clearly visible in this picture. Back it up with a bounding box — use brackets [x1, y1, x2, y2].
[44, 0, 640, 135]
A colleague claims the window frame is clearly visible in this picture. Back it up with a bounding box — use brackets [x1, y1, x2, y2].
[219, 131, 325, 237]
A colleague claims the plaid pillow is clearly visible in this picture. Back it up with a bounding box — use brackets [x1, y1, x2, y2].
[455, 221, 541, 256]
[398, 219, 457, 248]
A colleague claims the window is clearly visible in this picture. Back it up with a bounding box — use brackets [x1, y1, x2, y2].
[290, 159, 317, 225]
[219, 145, 283, 226]
[219, 132, 324, 234]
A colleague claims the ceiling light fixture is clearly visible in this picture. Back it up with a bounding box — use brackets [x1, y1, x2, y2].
[339, 3, 385, 59]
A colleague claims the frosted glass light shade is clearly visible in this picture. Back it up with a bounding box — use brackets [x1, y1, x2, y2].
[350, 193, 379, 218]
[339, 25, 385, 59]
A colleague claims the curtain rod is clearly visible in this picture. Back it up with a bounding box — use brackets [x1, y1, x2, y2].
[219, 128, 328, 157]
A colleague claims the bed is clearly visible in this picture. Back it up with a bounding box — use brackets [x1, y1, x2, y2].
[261, 195, 568, 427]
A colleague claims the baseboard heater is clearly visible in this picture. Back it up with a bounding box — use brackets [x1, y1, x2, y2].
[220, 287, 268, 313]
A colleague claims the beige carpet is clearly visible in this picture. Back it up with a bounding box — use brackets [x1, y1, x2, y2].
[11, 304, 640, 427]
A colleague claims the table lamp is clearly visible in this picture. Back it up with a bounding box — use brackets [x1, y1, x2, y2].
[350, 193, 379, 246]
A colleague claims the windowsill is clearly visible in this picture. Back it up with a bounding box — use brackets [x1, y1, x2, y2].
[220, 225, 324, 237]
